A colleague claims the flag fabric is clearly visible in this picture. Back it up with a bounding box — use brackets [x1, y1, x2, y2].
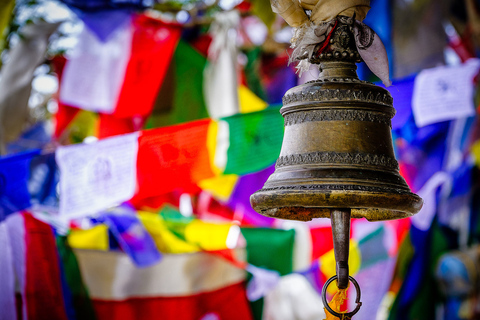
[74, 249, 253, 320]
[263, 273, 326, 320]
[103, 205, 162, 267]
[204, 11, 241, 118]
[238, 85, 268, 114]
[6, 121, 52, 154]
[134, 119, 215, 201]
[56, 132, 139, 218]
[145, 40, 210, 128]
[222, 106, 283, 175]
[227, 164, 276, 227]
[59, 17, 133, 114]
[23, 212, 69, 320]
[0, 220, 16, 320]
[28, 153, 60, 208]
[113, 15, 182, 118]
[0, 150, 39, 220]
[72, 8, 133, 42]
[5, 213, 27, 320]
[56, 236, 98, 320]
[97, 113, 143, 139]
[61, 0, 151, 10]
[59, 13, 181, 124]
[68, 224, 109, 251]
[51, 56, 81, 139]
[241, 227, 295, 320]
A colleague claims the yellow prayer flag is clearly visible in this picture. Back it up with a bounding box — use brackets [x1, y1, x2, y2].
[68, 224, 109, 251]
[198, 174, 239, 202]
[238, 85, 268, 114]
[138, 212, 199, 254]
[184, 220, 233, 251]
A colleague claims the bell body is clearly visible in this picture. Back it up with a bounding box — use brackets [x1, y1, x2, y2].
[250, 61, 423, 221]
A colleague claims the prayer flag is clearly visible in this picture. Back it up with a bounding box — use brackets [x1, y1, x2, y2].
[74, 249, 253, 320]
[23, 213, 69, 320]
[28, 153, 60, 208]
[56, 236, 97, 320]
[204, 11, 241, 118]
[412, 60, 480, 128]
[241, 227, 295, 320]
[134, 119, 215, 200]
[114, 15, 182, 118]
[242, 227, 295, 275]
[51, 56, 80, 139]
[0, 221, 16, 320]
[227, 164, 276, 227]
[59, 13, 181, 121]
[0, 150, 39, 220]
[238, 85, 268, 114]
[68, 224, 109, 251]
[103, 205, 162, 267]
[5, 213, 26, 320]
[56, 132, 139, 218]
[223, 107, 283, 175]
[72, 9, 132, 42]
[145, 40, 210, 128]
[59, 17, 133, 115]
[61, 0, 151, 10]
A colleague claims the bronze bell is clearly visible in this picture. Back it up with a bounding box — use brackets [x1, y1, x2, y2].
[250, 16, 423, 312]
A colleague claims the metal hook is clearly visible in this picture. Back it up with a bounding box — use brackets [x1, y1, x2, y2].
[322, 275, 362, 319]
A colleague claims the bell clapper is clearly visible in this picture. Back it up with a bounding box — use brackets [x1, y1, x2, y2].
[331, 208, 351, 289]
[322, 209, 363, 318]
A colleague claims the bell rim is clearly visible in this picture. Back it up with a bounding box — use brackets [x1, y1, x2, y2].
[250, 188, 423, 222]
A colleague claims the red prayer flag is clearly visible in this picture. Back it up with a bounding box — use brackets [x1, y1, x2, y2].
[114, 14, 182, 118]
[310, 226, 334, 262]
[93, 282, 253, 320]
[52, 56, 80, 139]
[23, 213, 68, 320]
[133, 119, 215, 201]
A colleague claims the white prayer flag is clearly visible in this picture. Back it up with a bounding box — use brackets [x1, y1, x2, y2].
[204, 11, 240, 119]
[59, 19, 132, 113]
[412, 59, 480, 127]
[56, 132, 139, 218]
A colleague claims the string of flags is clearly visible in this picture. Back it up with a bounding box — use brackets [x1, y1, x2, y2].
[2, 1, 480, 319]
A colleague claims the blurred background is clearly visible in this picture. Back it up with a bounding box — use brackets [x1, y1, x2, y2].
[1, 0, 480, 319]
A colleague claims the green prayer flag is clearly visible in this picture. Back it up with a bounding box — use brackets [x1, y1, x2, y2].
[241, 227, 295, 320]
[223, 106, 283, 175]
[56, 236, 97, 320]
[146, 40, 209, 128]
[244, 47, 267, 101]
[241, 227, 294, 275]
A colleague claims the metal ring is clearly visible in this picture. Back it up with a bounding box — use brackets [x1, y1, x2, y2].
[321, 275, 362, 318]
